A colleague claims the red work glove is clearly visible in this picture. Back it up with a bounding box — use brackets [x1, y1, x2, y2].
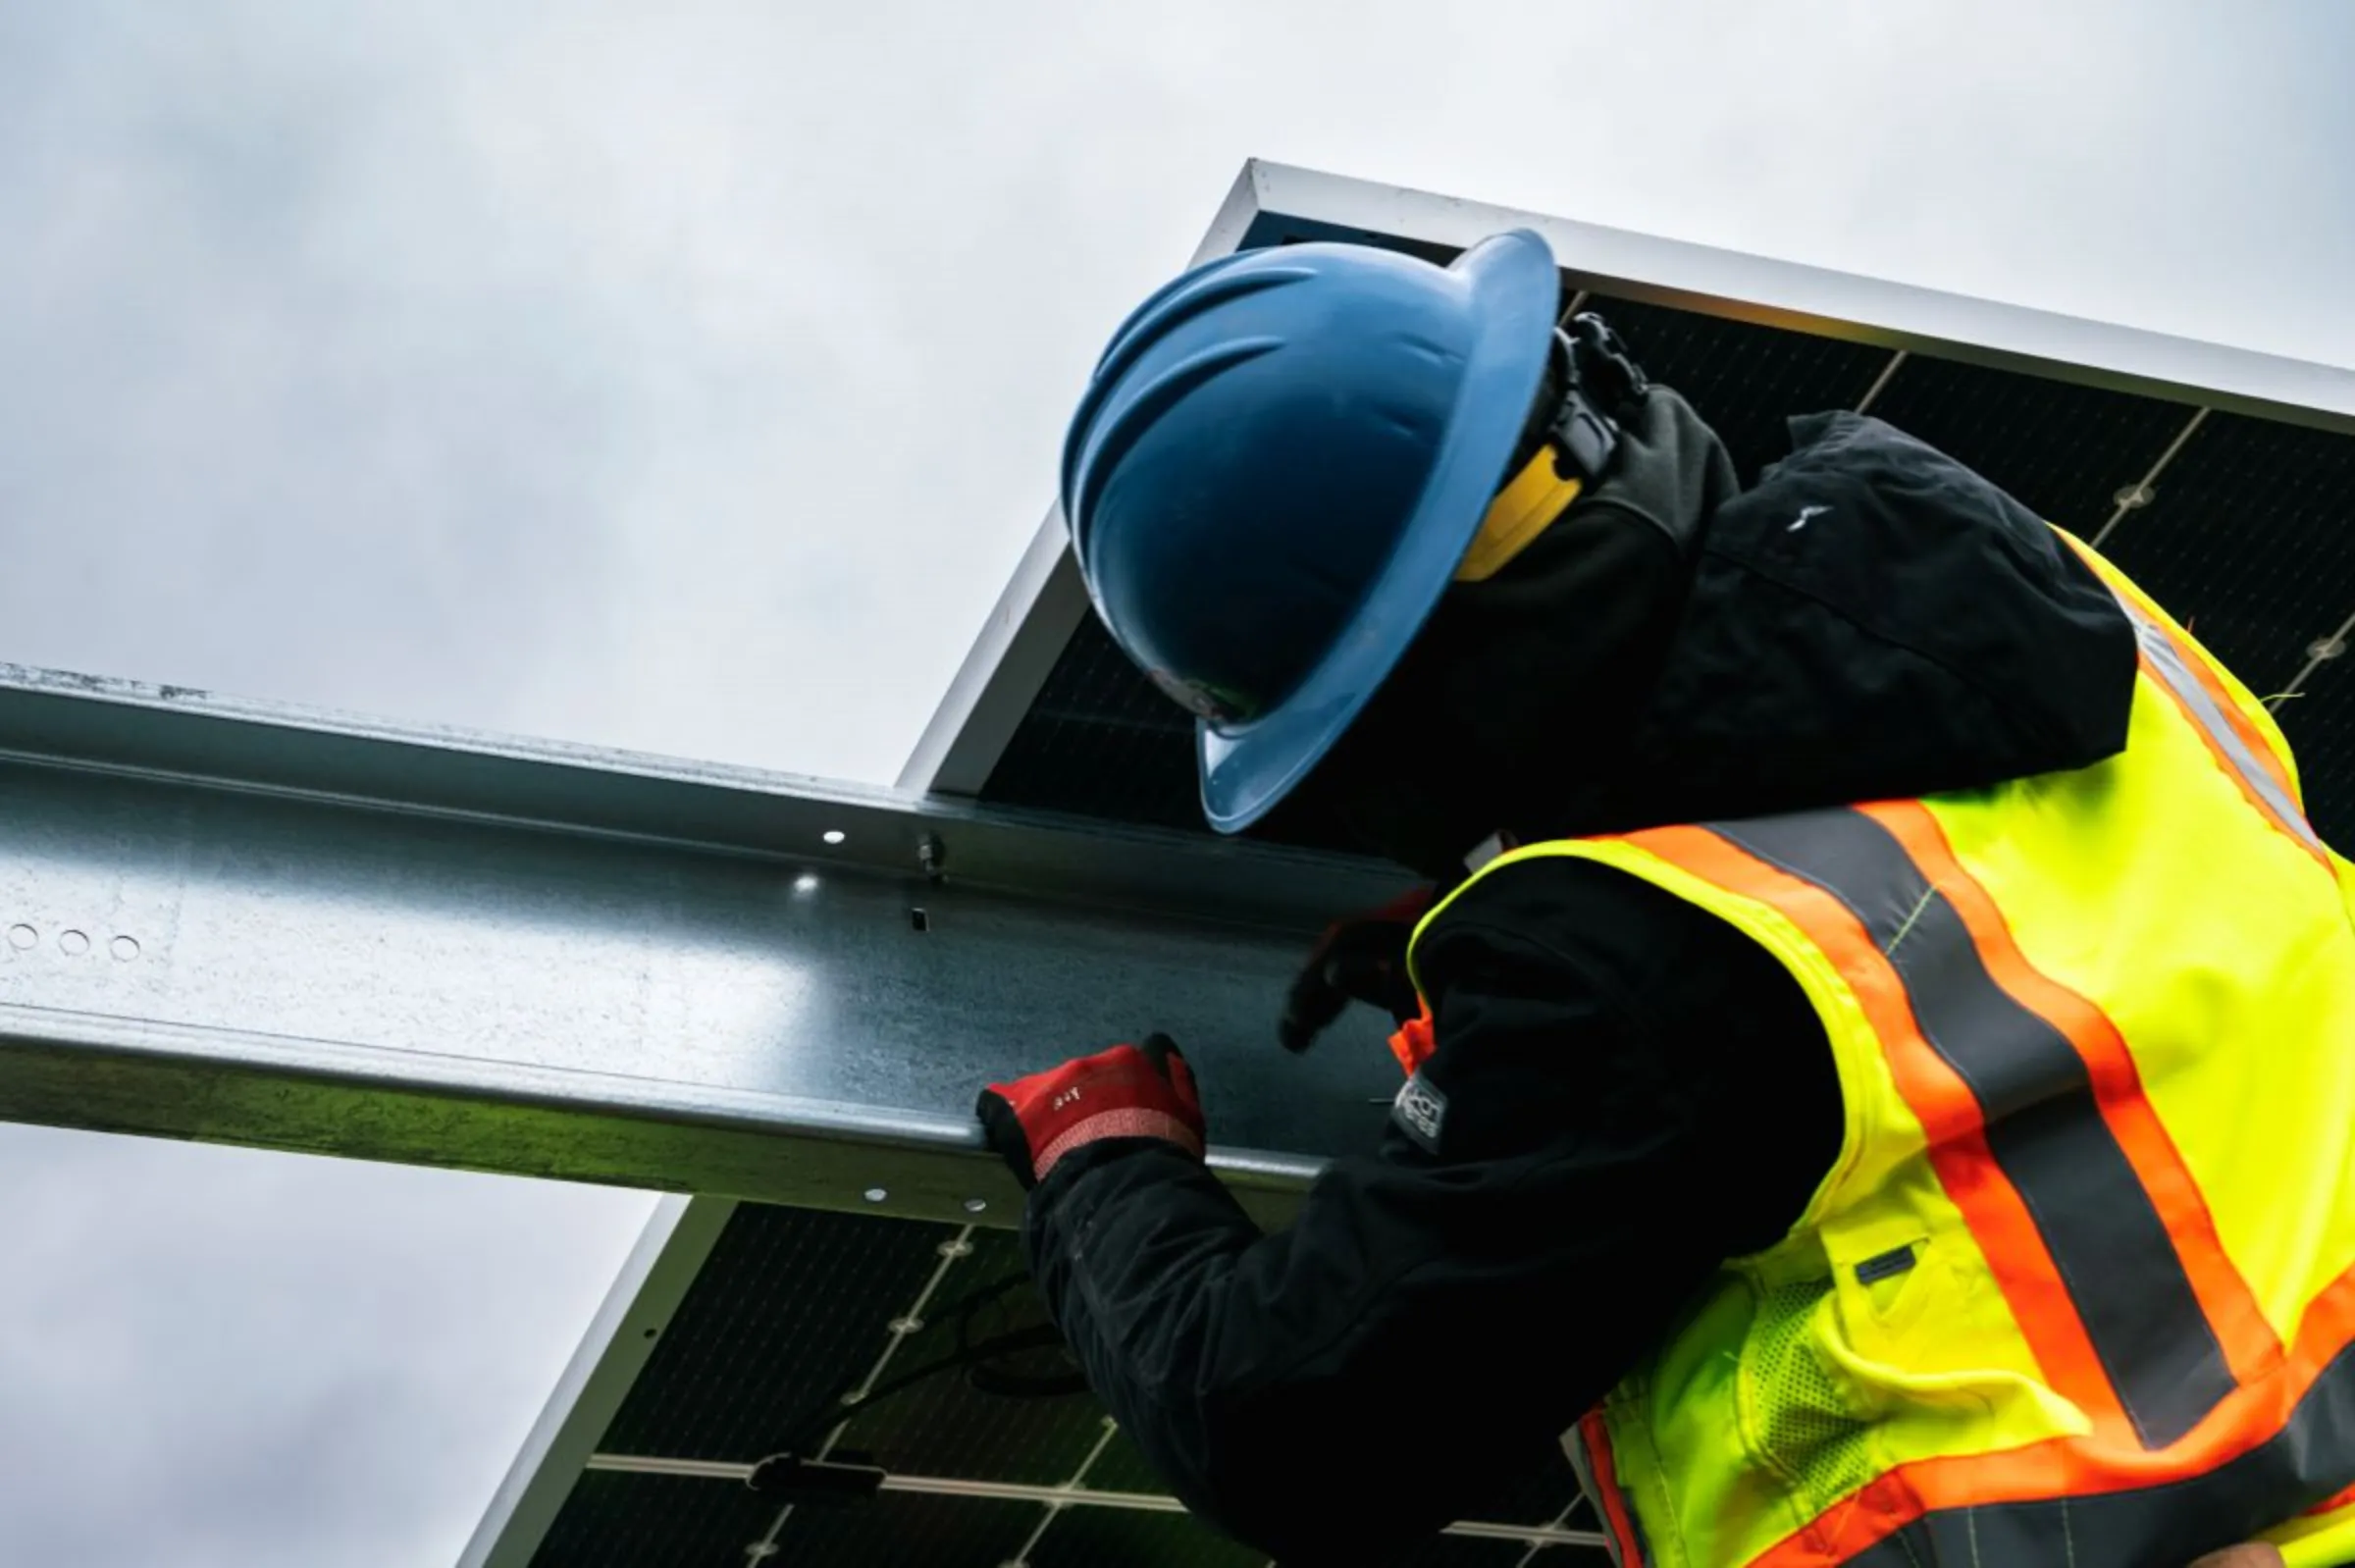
[1278, 887, 1434, 1053]
[976, 1034, 1206, 1190]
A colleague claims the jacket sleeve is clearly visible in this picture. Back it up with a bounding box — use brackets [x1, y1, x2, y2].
[1020, 862, 1839, 1567]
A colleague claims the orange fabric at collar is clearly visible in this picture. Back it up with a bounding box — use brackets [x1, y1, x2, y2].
[1387, 1001, 1437, 1076]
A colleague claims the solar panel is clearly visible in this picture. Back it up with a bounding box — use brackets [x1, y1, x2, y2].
[490, 162, 2355, 1568]
[547, 1206, 1606, 1566]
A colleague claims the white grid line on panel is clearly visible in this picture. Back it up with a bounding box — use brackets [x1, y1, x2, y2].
[1514, 1494, 1596, 1566]
[996, 1416, 1124, 1568]
[2271, 602, 2355, 709]
[2090, 406, 2211, 549]
[1855, 349, 1909, 415]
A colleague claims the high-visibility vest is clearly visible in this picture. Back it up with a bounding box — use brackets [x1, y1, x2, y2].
[1408, 534, 2355, 1568]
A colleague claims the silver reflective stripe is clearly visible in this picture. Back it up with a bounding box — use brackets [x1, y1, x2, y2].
[2118, 596, 2327, 859]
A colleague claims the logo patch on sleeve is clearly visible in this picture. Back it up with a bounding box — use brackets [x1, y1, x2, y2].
[1391, 1071, 1448, 1153]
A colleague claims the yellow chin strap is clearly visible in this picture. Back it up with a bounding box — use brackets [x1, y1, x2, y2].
[1453, 444, 1584, 583]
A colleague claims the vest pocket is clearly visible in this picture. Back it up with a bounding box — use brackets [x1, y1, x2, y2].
[1739, 1274, 1880, 1516]
[1738, 1233, 2088, 1524]
[1814, 1232, 2095, 1445]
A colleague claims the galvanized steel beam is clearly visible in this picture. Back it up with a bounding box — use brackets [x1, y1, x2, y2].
[0, 663, 1412, 1231]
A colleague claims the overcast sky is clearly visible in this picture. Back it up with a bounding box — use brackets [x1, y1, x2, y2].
[2, 4, 2351, 1564]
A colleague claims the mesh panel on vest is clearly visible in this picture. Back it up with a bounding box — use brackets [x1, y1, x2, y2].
[1748, 1278, 1876, 1513]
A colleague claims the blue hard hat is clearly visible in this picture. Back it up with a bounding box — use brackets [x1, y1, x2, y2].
[1060, 230, 1560, 833]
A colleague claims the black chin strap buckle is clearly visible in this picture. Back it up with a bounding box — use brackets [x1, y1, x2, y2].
[1546, 312, 1649, 485]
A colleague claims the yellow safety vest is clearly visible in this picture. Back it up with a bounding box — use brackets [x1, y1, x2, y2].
[1410, 534, 2355, 1568]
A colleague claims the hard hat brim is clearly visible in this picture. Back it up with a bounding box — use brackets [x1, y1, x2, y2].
[1197, 229, 1562, 835]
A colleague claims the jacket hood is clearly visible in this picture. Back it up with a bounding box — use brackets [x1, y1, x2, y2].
[1273, 394, 2141, 880]
[1597, 407, 2140, 837]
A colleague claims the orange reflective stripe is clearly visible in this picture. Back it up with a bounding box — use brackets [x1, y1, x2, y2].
[1751, 1264, 2355, 1568]
[1860, 801, 2281, 1387]
[1579, 1410, 1648, 1568]
[1621, 824, 2136, 1438]
[1710, 810, 2238, 1446]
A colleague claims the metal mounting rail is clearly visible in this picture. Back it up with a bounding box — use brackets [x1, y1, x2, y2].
[0, 663, 1411, 1229]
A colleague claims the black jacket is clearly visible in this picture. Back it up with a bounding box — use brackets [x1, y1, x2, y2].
[1022, 408, 2141, 1567]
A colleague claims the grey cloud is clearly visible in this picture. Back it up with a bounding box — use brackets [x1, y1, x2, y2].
[8, 2, 2347, 781]
[0, 1123, 653, 1567]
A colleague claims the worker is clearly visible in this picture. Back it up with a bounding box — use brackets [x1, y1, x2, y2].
[974, 233, 2355, 1568]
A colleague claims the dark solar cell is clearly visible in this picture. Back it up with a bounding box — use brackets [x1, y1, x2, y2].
[528, 1472, 776, 1568]
[978, 612, 1197, 832]
[1251, 219, 1462, 269]
[1027, 1496, 1605, 1568]
[1087, 1421, 1587, 1540]
[2101, 412, 2355, 692]
[1080, 1425, 1179, 1495]
[1863, 356, 2195, 535]
[829, 1229, 1112, 1485]
[1390, 1534, 1601, 1566]
[598, 1205, 955, 1460]
[1025, 1505, 1269, 1568]
[1460, 1444, 1592, 1527]
[1577, 296, 1892, 482]
[768, 1493, 1039, 1568]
